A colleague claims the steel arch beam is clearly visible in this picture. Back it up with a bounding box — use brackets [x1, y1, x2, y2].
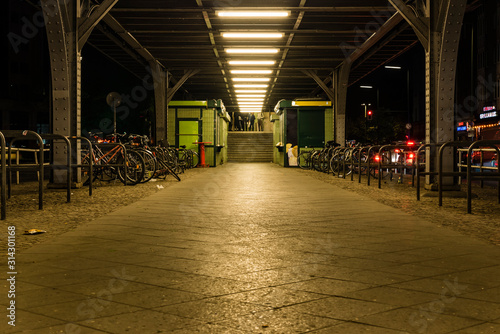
[78, 0, 118, 47]
[167, 69, 201, 104]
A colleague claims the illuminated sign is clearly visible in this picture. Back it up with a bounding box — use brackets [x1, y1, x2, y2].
[292, 101, 332, 107]
[458, 122, 464, 126]
[479, 111, 498, 119]
[483, 106, 496, 112]
[456, 126, 467, 131]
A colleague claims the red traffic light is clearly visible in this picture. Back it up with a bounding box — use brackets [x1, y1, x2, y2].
[367, 110, 373, 115]
[367, 110, 373, 120]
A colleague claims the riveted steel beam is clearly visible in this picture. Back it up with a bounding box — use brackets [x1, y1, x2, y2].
[302, 70, 335, 102]
[110, 7, 393, 13]
[388, 0, 429, 50]
[167, 70, 201, 104]
[78, 0, 118, 47]
[424, 0, 467, 188]
[333, 64, 351, 146]
[149, 62, 167, 144]
[41, 0, 80, 184]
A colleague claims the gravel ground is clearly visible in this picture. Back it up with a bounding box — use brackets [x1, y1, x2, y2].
[1, 164, 499, 255]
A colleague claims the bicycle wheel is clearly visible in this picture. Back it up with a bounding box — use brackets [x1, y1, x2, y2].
[117, 150, 145, 185]
[190, 151, 199, 168]
[297, 151, 311, 169]
[157, 159, 181, 181]
[80, 150, 95, 185]
[329, 153, 342, 175]
[136, 149, 157, 183]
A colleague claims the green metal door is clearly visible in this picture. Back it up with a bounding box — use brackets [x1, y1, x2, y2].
[298, 110, 325, 147]
[178, 121, 200, 150]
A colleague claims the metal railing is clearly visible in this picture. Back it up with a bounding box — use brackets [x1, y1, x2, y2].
[321, 140, 499, 214]
[0, 132, 6, 220]
[3, 130, 46, 210]
[465, 140, 500, 213]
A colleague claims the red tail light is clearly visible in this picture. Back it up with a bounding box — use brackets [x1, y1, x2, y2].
[374, 155, 381, 162]
[407, 141, 415, 146]
[409, 153, 415, 159]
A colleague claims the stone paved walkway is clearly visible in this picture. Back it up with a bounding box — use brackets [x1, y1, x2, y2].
[2, 163, 500, 333]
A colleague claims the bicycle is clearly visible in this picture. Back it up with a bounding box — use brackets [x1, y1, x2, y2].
[81, 135, 145, 185]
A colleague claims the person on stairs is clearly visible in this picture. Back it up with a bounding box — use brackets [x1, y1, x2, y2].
[249, 113, 256, 131]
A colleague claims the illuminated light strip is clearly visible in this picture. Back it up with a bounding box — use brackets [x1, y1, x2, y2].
[230, 70, 273, 74]
[226, 48, 279, 54]
[235, 90, 267, 93]
[222, 32, 284, 38]
[232, 77, 271, 82]
[217, 11, 289, 17]
[234, 84, 268, 88]
[473, 123, 500, 129]
[228, 60, 276, 65]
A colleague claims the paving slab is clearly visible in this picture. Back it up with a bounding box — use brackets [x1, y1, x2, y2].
[2, 163, 500, 333]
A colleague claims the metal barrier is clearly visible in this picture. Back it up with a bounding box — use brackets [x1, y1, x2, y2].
[466, 140, 500, 214]
[0, 131, 6, 220]
[3, 130, 45, 210]
[7, 147, 50, 184]
[40, 134, 72, 203]
[365, 145, 381, 186]
[415, 144, 439, 201]
[328, 146, 346, 176]
[437, 141, 472, 206]
[68, 136, 94, 196]
[377, 145, 416, 189]
[458, 147, 498, 186]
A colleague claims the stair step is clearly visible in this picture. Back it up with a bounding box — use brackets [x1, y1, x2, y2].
[227, 132, 273, 163]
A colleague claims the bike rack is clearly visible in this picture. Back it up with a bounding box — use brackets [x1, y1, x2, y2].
[356, 146, 372, 184]
[457, 147, 498, 187]
[0, 131, 6, 220]
[40, 134, 72, 203]
[437, 141, 473, 206]
[68, 136, 94, 196]
[3, 130, 45, 210]
[330, 147, 346, 177]
[365, 145, 381, 186]
[349, 146, 357, 181]
[415, 144, 438, 201]
[377, 145, 416, 189]
[327, 146, 344, 176]
[466, 140, 500, 214]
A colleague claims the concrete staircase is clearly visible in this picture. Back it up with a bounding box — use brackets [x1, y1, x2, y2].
[227, 132, 274, 162]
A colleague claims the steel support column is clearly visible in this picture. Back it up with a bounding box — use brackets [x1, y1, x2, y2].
[41, 0, 79, 184]
[390, 0, 467, 188]
[425, 0, 467, 188]
[42, 0, 117, 184]
[333, 64, 351, 146]
[150, 62, 167, 144]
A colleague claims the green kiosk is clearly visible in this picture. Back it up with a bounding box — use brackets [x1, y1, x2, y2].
[271, 100, 334, 167]
[167, 100, 230, 167]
